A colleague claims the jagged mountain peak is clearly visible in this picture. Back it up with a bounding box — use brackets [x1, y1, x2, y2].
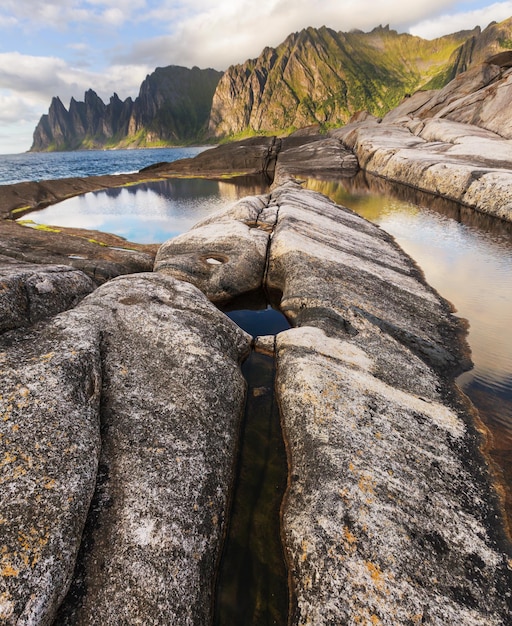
[31, 18, 512, 151]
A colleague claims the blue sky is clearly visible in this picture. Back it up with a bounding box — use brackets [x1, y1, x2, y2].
[1, 0, 511, 154]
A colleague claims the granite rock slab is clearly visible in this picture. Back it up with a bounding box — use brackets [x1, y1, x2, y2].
[263, 182, 512, 624]
[1, 273, 251, 625]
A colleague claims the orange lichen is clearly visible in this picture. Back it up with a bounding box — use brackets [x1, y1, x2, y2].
[0, 563, 18, 578]
[301, 538, 308, 562]
[343, 525, 357, 546]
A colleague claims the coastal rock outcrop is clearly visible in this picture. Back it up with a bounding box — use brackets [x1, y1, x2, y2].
[331, 58, 512, 222]
[152, 181, 512, 622]
[266, 183, 511, 624]
[0, 273, 250, 624]
[0, 219, 155, 285]
[154, 195, 274, 302]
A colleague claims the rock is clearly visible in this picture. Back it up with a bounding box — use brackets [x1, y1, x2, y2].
[273, 135, 358, 183]
[206, 25, 480, 139]
[0, 220, 155, 285]
[0, 316, 103, 625]
[0, 273, 251, 625]
[263, 182, 512, 624]
[0, 260, 94, 332]
[31, 66, 222, 152]
[332, 112, 512, 221]
[154, 197, 276, 302]
[144, 136, 278, 180]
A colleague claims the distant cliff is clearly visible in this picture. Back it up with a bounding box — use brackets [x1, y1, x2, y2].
[208, 25, 480, 138]
[31, 66, 222, 152]
[31, 18, 512, 151]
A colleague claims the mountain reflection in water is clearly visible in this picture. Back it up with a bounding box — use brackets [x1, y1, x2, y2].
[305, 173, 512, 530]
[27, 176, 269, 243]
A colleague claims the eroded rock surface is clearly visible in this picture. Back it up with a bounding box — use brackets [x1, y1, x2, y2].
[154, 195, 276, 302]
[152, 180, 511, 624]
[332, 61, 512, 221]
[265, 182, 512, 624]
[0, 273, 250, 625]
[0, 220, 154, 285]
[0, 259, 94, 332]
[1, 180, 511, 625]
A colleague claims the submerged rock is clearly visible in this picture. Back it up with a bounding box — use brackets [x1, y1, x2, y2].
[0, 273, 250, 625]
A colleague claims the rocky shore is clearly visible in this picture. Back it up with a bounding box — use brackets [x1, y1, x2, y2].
[2, 178, 512, 624]
[1, 56, 512, 624]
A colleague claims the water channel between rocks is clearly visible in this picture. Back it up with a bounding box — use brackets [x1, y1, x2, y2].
[215, 294, 291, 625]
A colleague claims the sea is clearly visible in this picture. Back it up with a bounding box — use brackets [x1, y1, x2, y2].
[0, 147, 208, 185]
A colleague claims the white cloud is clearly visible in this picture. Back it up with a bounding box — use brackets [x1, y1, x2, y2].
[0, 0, 146, 30]
[117, 0, 464, 70]
[0, 52, 150, 103]
[410, 1, 512, 39]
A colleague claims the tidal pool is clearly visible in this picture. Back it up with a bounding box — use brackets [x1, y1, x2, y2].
[25, 176, 268, 243]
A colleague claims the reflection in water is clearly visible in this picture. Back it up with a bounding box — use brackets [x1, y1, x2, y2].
[215, 299, 291, 625]
[26, 176, 269, 243]
[305, 173, 512, 527]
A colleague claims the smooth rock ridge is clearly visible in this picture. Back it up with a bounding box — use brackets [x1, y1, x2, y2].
[156, 181, 512, 624]
[331, 60, 512, 222]
[0, 273, 251, 625]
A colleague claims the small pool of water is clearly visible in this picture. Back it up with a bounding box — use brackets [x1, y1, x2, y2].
[215, 298, 291, 625]
[226, 305, 291, 338]
[23, 176, 268, 243]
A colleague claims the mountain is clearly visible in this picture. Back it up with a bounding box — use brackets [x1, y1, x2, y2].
[31, 66, 222, 152]
[208, 24, 482, 139]
[31, 18, 512, 151]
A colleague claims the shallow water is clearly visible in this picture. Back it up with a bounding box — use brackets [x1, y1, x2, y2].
[25, 176, 268, 243]
[215, 301, 291, 625]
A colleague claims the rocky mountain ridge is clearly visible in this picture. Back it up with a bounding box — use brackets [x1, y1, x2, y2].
[31, 66, 222, 152]
[31, 18, 512, 151]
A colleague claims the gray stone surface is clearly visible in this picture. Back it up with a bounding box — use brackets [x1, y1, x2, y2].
[0, 220, 155, 285]
[154, 198, 277, 302]
[1, 179, 511, 625]
[1, 273, 251, 625]
[259, 181, 511, 624]
[0, 260, 95, 332]
[273, 135, 359, 183]
[331, 62, 512, 221]
[0, 316, 102, 625]
[332, 116, 512, 222]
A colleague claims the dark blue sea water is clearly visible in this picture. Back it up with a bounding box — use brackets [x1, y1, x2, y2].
[0, 147, 208, 185]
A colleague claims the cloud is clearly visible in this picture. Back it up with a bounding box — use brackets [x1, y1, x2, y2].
[410, 1, 512, 39]
[0, 52, 150, 103]
[0, 0, 146, 30]
[114, 0, 463, 70]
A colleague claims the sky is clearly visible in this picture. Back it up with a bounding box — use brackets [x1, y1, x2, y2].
[1, 0, 511, 154]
